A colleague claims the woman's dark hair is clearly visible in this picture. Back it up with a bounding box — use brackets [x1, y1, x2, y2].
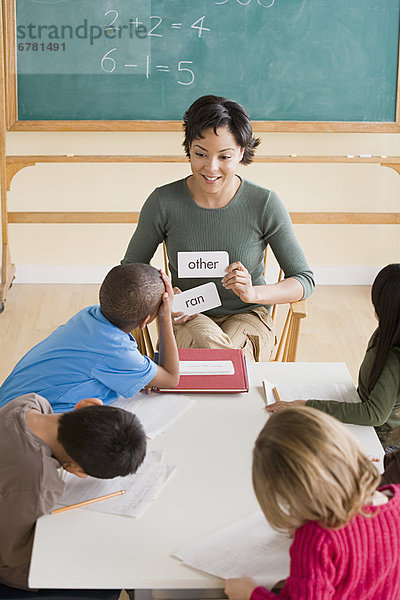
[183, 95, 261, 165]
[58, 405, 146, 479]
[368, 263, 400, 393]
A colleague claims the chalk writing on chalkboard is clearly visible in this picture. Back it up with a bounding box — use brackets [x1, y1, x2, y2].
[9, 0, 400, 124]
[16, 1, 277, 79]
[216, 0, 275, 6]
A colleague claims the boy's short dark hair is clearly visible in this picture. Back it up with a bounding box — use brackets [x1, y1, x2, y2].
[183, 95, 261, 165]
[58, 405, 146, 479]
[99, 263, 164, 330]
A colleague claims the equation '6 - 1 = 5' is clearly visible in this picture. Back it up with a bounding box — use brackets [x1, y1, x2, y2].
[101, 50, 195, 85]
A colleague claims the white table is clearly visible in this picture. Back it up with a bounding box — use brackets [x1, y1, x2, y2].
[29, 363, 384, 590]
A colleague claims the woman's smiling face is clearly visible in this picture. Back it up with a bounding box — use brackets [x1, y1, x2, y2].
[189, 126, 244, 198]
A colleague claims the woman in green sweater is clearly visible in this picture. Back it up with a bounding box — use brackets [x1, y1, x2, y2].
[122, 95, 314, 361]
[268, 264, 400, 447]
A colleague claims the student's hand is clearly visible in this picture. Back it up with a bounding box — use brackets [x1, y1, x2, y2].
[266, 399, 307, 413]
[225, 576, 257, 600]
[171, 286, 199, 324]
[157, 271, 175, 320]
[367, 455, 380, 463]
[222, 262, 257, 303]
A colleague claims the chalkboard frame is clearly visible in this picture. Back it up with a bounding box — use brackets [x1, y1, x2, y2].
[4, 0, 400, 132]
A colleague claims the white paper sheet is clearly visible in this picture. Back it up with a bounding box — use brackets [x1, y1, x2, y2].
[111, 391, 195, 439]
[262, 381, 360, 405]
[174, 511, 291, 588]
[58, 450, 175, 518]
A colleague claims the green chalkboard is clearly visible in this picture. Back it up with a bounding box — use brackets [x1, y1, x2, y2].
[8, 0, 400, 128]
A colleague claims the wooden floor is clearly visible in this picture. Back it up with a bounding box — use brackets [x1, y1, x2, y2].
[0, 284, 377, 385]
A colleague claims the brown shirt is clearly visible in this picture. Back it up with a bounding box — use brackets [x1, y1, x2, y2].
[0, 393, 64, 589]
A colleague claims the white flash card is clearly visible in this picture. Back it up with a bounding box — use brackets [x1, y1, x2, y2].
[262, 380, 275, 406]
[179, 361, 234, 375]
[178, 251, 229, 278]
[173, 282, 222, 316]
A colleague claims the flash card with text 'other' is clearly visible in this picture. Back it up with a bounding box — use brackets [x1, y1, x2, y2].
[178, 251, 229, 278]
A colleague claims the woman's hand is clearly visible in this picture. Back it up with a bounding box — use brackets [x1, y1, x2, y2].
[222, 262, 257, 303]
[225, 576, 257, 600]
[266, 399, 307, 413]
[171, 287, 199, 324]
[222, 263, 305, 306]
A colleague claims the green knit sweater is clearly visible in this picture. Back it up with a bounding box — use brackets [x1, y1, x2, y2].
[307, 330, 400, 445]
[122, 177, 315, 317]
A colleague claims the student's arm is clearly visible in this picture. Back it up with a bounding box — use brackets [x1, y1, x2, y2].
[226, 525, 336, 600]
[225, 580, 286, 600]
[225, 576, 259, 600]
[307, 348, 399, 427]
[0, 488, 60, 589]
[267, 352, 400, 427]
[148, 271, 180, 389]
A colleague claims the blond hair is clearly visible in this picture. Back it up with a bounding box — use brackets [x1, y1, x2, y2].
[252, 406, 380, 534]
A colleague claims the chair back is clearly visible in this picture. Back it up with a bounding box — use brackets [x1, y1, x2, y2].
[263, 246, 307, 362]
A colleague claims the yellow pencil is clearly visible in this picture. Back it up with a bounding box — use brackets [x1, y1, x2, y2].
[52, 490, 126, 514]
[273, 386, 281, 402]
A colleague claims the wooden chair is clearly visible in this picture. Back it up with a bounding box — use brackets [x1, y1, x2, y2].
[132, 244, 307, 363]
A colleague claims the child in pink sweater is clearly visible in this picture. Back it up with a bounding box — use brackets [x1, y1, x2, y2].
[225, 407, 400, 600]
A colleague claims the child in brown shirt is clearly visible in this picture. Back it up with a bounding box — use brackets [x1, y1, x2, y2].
[0, 393, 146, 592]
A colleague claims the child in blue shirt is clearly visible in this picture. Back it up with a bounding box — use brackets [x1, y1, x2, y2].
[0, 263, 179, 412]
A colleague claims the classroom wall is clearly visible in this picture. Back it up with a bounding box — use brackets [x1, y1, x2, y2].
[2, 129, 400, 284]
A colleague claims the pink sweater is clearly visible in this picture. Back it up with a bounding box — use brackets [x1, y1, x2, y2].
[250, 485, 400, 600]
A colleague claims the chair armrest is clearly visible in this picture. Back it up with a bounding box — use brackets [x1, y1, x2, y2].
[289, 299, 307, 319]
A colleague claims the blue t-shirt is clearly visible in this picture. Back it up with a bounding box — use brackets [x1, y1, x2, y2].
[0, 306, 158, 413]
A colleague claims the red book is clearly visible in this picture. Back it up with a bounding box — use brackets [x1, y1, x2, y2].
[157, 348, 249, 393]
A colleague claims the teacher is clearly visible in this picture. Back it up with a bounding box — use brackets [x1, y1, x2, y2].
[122, 95, 315, 361]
